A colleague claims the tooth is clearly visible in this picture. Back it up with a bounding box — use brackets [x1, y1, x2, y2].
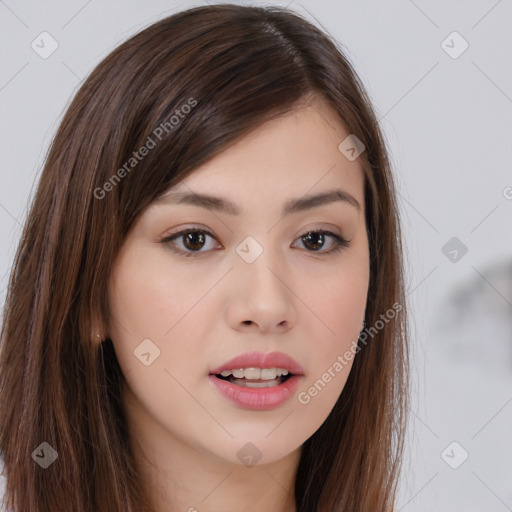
[218, 367, 291, 380]
[243, 368, 261, 379]
[260, 368, 278, 379]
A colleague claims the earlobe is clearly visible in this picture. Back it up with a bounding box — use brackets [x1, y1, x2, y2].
[91, 316, 106, 344]
[91, 332, 103, 344]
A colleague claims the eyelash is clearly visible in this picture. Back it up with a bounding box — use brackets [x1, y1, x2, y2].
[159, 225, 350, 258]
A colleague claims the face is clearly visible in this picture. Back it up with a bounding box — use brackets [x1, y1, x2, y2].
[107, 97, 370, 468]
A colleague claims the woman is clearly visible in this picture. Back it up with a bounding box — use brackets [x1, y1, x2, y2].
[0, 4, 409, 511]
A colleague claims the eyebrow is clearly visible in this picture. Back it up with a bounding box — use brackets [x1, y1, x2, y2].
[155, 188, 361, 216]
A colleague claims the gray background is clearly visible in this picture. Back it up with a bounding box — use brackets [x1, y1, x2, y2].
[1, 1, 511, 510]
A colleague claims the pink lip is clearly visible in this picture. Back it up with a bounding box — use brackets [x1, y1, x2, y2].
[208, 351, 304, 411]
[209, 350, 304, 375]
[208, 374, 303, 410]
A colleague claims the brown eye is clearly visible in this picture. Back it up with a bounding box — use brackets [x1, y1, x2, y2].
[161, 228, 220, 257]
[160, 227, 350, 258]
[294, 230, 350, 254]
[301, 231, 326, 251]
[182, 231, 207, 251]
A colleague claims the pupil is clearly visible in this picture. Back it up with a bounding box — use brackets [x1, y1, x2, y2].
[303, 232, 324, 251]
[184, 231, 205, 251]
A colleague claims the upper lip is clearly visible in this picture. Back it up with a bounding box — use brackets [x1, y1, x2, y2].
[209, 351, 304, 376]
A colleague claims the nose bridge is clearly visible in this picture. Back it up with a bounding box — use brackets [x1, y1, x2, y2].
[230, 233, 295, 326]
[235, 234, 285, 295]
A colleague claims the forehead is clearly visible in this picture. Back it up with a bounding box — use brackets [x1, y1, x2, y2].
[159, 98, 366, 211]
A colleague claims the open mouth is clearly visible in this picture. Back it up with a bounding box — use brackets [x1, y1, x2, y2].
[208, 363, 303, 409]
[213, 372, 294, 388]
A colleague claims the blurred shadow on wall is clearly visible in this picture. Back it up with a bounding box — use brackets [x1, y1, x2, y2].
[433, 258, 512, 374]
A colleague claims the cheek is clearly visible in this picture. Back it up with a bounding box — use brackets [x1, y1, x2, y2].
[302, 249, 369, 348]
[108, 274, 164, 369]
[108, 245, 212, 338]
[293, 253, 368, 420]
[322, 271, 367, 338]
[107, 247, 209, 379]
[107, 249, 216, 439]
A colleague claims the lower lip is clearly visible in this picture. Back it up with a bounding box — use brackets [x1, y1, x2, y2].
[208, 375, 303, 410]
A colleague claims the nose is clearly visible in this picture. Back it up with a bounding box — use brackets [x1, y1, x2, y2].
[226, 247, 298, 334]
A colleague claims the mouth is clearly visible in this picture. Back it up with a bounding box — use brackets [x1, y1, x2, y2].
[211, 367, 295, 388]
[208, 365, 304, 410]
[208, 350, 304, 390]
[208, 351, 304, 408]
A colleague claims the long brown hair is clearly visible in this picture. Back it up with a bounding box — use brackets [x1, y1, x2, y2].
[0, 4, 409, 511]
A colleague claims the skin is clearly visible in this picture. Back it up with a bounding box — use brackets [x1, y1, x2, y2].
[105, 96, 370, 512]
